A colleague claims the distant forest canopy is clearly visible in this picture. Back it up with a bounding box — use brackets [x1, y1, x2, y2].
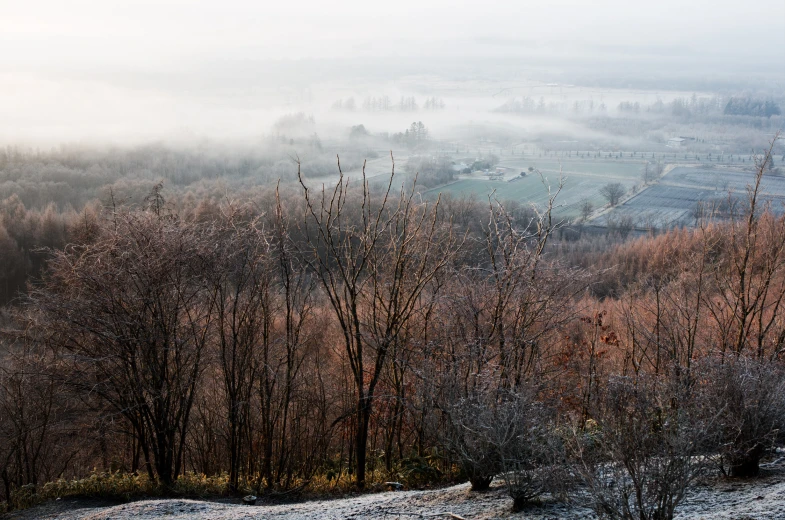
[724, 97, 782, 118]
[331, 95, 446, 112]
[0, 140, 375, 211]
[497, 93, 784, 121]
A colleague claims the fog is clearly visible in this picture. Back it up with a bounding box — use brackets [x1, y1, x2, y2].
[1, 0, 783, 145]
[4, 0, 782, 64]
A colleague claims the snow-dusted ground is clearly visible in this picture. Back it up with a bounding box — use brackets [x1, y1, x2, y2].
[9, 456, 785, 520]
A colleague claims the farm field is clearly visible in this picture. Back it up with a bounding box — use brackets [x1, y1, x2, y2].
[596, 166, 785, 229]
[424, 161, 785, 225]
[663, 166, 785, 195]
[424, 159, 646, 219]
[499, 157, 649, 179]
[592, 185, 720, 228]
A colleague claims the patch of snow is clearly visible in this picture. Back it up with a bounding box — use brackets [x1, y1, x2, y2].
[24, 457, 785, 520]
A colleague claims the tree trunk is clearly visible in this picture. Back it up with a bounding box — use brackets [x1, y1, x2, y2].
[729, 450, 762, 478]
[512, 495, 529, 513]
[469, 475, 493, 492]
[228, 413, 239, 493]
[355, 396, 373, 489]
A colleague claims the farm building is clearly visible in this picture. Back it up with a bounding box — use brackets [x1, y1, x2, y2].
[667, 137, 686, 148]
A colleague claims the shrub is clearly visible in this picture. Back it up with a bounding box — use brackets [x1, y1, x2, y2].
[571, 375, 712, 520]
[397, 453, 444, 488]
[443, 393, 502, 491]
[698, 356, 785, 477]
[444, 387, 565, 510]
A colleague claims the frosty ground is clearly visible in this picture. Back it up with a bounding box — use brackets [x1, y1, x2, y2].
[5, 455, 785, 520]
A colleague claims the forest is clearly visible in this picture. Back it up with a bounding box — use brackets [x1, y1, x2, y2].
[1, 135, 783, 519]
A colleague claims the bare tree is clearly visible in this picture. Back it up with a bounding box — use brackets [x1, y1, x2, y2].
[655, 160, 664, 178]
[703, 133, 785, 360]
[641, 162, 655, 185]
[641, 161, 664, 185]
[477, 188, 581, 388]
[0, 334, 77, 508]
[600, 183, 626, 207]
[580, 199, 594, 222]
[206, 213, 272, 493]
[26, 211, 215, 487]
[256, 188, 318, 491]
[297, 157, 457, 488]
[607, 214, 635, 238]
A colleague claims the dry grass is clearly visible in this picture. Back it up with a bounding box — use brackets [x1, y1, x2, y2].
[3, 459, 453, 513]
[4, 471, 232, 511]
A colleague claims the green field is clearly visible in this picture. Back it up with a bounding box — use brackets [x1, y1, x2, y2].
[425, 159, 646, 219]
[500, 158, 648, 179]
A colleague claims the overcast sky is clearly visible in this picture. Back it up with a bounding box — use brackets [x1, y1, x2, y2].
[3, 0, 784, 68]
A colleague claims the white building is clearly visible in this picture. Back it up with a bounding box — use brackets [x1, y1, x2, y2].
[667, 137, 686, 148]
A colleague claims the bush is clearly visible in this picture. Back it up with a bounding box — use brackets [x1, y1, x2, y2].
[397, 453, 444, 488]
[443, 393, 502, 491]
[444, 387, 565, 510]
[698, 356, 785, 477]
[570, 375, 712, 520]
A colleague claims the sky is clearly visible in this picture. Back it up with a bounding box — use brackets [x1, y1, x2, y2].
[1, 0, 783, 144]
[3, 0, 783, 67]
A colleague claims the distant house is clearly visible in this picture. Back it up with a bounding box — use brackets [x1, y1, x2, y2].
[667, 137, 686, 148]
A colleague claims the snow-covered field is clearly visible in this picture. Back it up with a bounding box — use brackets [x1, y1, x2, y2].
[7, 456, 785, 520]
